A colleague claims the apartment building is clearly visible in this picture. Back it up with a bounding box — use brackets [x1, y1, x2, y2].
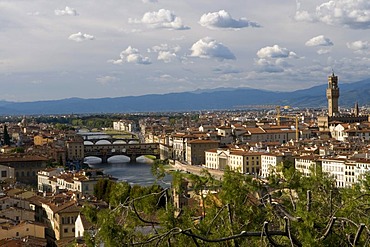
[261, 153, 292, 178]
[205, 148, 262, 174]
[0, 220, 45, 242]
[0, 155, 48, 185]
[321, 158, 346, 188]
[65, 139, 84, 162]
[38, 169, 114, 196]
[295, 156, 321, 177]
[186, 139, 219, 166]
[42, 199, 81, 241]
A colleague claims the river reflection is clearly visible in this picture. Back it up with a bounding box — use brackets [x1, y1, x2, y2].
[85, 156, 172, 188]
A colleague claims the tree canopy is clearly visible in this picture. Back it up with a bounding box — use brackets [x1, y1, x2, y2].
[85, 166, 370, 246]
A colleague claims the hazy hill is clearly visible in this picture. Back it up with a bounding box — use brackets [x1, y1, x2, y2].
[0, 78, 369, 115]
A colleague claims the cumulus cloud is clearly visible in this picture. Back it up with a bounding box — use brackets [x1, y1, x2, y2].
[199, 10, 260, 29]
[256, 45, 298, 73]
[294, 10, 316, 22]
[68, 32, 94, 42]
[256, 59, 285, 73]
[55, 6, 78, 16]
[109, 46, 151, 65]
[148, 44, 181, 63]
[190, 37, 236, 60]
[129, 9, 189, 30]
[305, 35, 333, 46]
[347, 40, 369, 51]
[295, 0, 370, 29]
[257, 45, 297, 59]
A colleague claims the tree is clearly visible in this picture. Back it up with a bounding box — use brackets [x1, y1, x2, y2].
[85, 167, 370, 246]
[94, 179, 115, 202]
[3, 125, 11, 145]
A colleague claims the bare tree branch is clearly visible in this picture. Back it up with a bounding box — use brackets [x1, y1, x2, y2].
[317, 216, 337, 241]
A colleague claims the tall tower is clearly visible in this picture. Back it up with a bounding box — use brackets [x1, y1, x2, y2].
[326, 72, 339, 117]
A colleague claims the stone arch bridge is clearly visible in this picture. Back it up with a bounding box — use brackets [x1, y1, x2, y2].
[79, 132, 139, 144]
[84, 143, 159, 163]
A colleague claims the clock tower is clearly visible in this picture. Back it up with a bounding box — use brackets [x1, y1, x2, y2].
[326, 73, 339, 117]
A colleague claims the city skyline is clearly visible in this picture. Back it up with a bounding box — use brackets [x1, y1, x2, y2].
[0, 0, 370, 102]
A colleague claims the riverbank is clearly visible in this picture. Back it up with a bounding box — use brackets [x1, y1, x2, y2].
[168, 160, 224, 180]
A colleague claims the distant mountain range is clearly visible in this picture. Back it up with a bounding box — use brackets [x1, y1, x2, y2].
[0, 78, 369, 115]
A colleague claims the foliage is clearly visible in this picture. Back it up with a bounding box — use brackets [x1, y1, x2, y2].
[94, 179, 116, 202]
[85, 165, 370, 246]
[11, 147, 24, 153]
[3, 125, 11, 145]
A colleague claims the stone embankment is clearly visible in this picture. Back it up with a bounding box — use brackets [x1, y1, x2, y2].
[169, 160, 224, 180]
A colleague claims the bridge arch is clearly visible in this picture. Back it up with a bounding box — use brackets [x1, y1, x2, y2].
[84, 143, 159, 163]
[95, 140, 111, 145]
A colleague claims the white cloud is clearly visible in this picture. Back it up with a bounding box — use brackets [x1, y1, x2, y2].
[305, 35, 333, 46]
[294, 10, 316, 22]
[256, 59, 285, 73]
[55, 6, 78, 16]
[347, 40, 369, 51]
[317, 48, 332, 55]
[110, 46, 151, 65]
[148, 44, 181, 63]
[296, 0, 370, 29]
[129, 9, 189, 30]
[68, 32, 94, 42]
[142, 0, 158, 3]
[190, 37, 236, 60]
[257, 45, 297, 59]
[256, 45, 298, 73]
[96, 76, 119, 85]
[199, 10, 260, 29]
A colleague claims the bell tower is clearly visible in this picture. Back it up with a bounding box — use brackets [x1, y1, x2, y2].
[326, 72, 339, 117]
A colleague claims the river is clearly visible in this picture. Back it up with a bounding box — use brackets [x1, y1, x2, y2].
[84, 155, 172, 188]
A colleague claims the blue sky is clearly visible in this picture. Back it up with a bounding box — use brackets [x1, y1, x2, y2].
[0, 0, 370, 101]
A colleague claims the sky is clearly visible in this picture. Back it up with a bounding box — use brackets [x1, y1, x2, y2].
[0, 0, 370, 102]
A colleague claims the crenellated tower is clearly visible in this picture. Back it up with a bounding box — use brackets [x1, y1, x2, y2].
[326, 72, 339, 117]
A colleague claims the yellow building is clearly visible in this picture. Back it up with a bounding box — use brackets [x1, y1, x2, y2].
[0, 220, 45, 240]
[43, 200, 81, 241]
[34, 134, 54, 146]
[66, 140, 84, 161]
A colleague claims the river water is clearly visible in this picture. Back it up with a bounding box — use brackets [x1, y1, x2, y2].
[84, 155, 172, 188]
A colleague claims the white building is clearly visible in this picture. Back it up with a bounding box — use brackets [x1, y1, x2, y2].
[113, 120, 137, 132]
[38, 169, 115, 196]
[321, 158, 346, 188]
[295, 156, 321, 177]
[205, 149, 262, 174]
[354, 159, 370, 184]
[261, 153, 287, 178]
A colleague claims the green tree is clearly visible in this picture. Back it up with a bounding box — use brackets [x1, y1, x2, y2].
[3, 125, 11, 145]
[94, 179, 115, 202]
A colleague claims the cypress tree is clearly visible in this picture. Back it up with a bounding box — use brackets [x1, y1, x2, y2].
[3, 125, 11, 146]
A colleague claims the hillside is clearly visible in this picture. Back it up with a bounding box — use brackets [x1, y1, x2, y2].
[0, 78, 369, 115]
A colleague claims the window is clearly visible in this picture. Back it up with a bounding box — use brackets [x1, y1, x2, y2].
[64, 228, 68, 233]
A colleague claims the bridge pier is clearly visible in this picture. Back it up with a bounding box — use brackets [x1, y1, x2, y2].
[129, 154, 136, 162]
[101, 155, 108, 164]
